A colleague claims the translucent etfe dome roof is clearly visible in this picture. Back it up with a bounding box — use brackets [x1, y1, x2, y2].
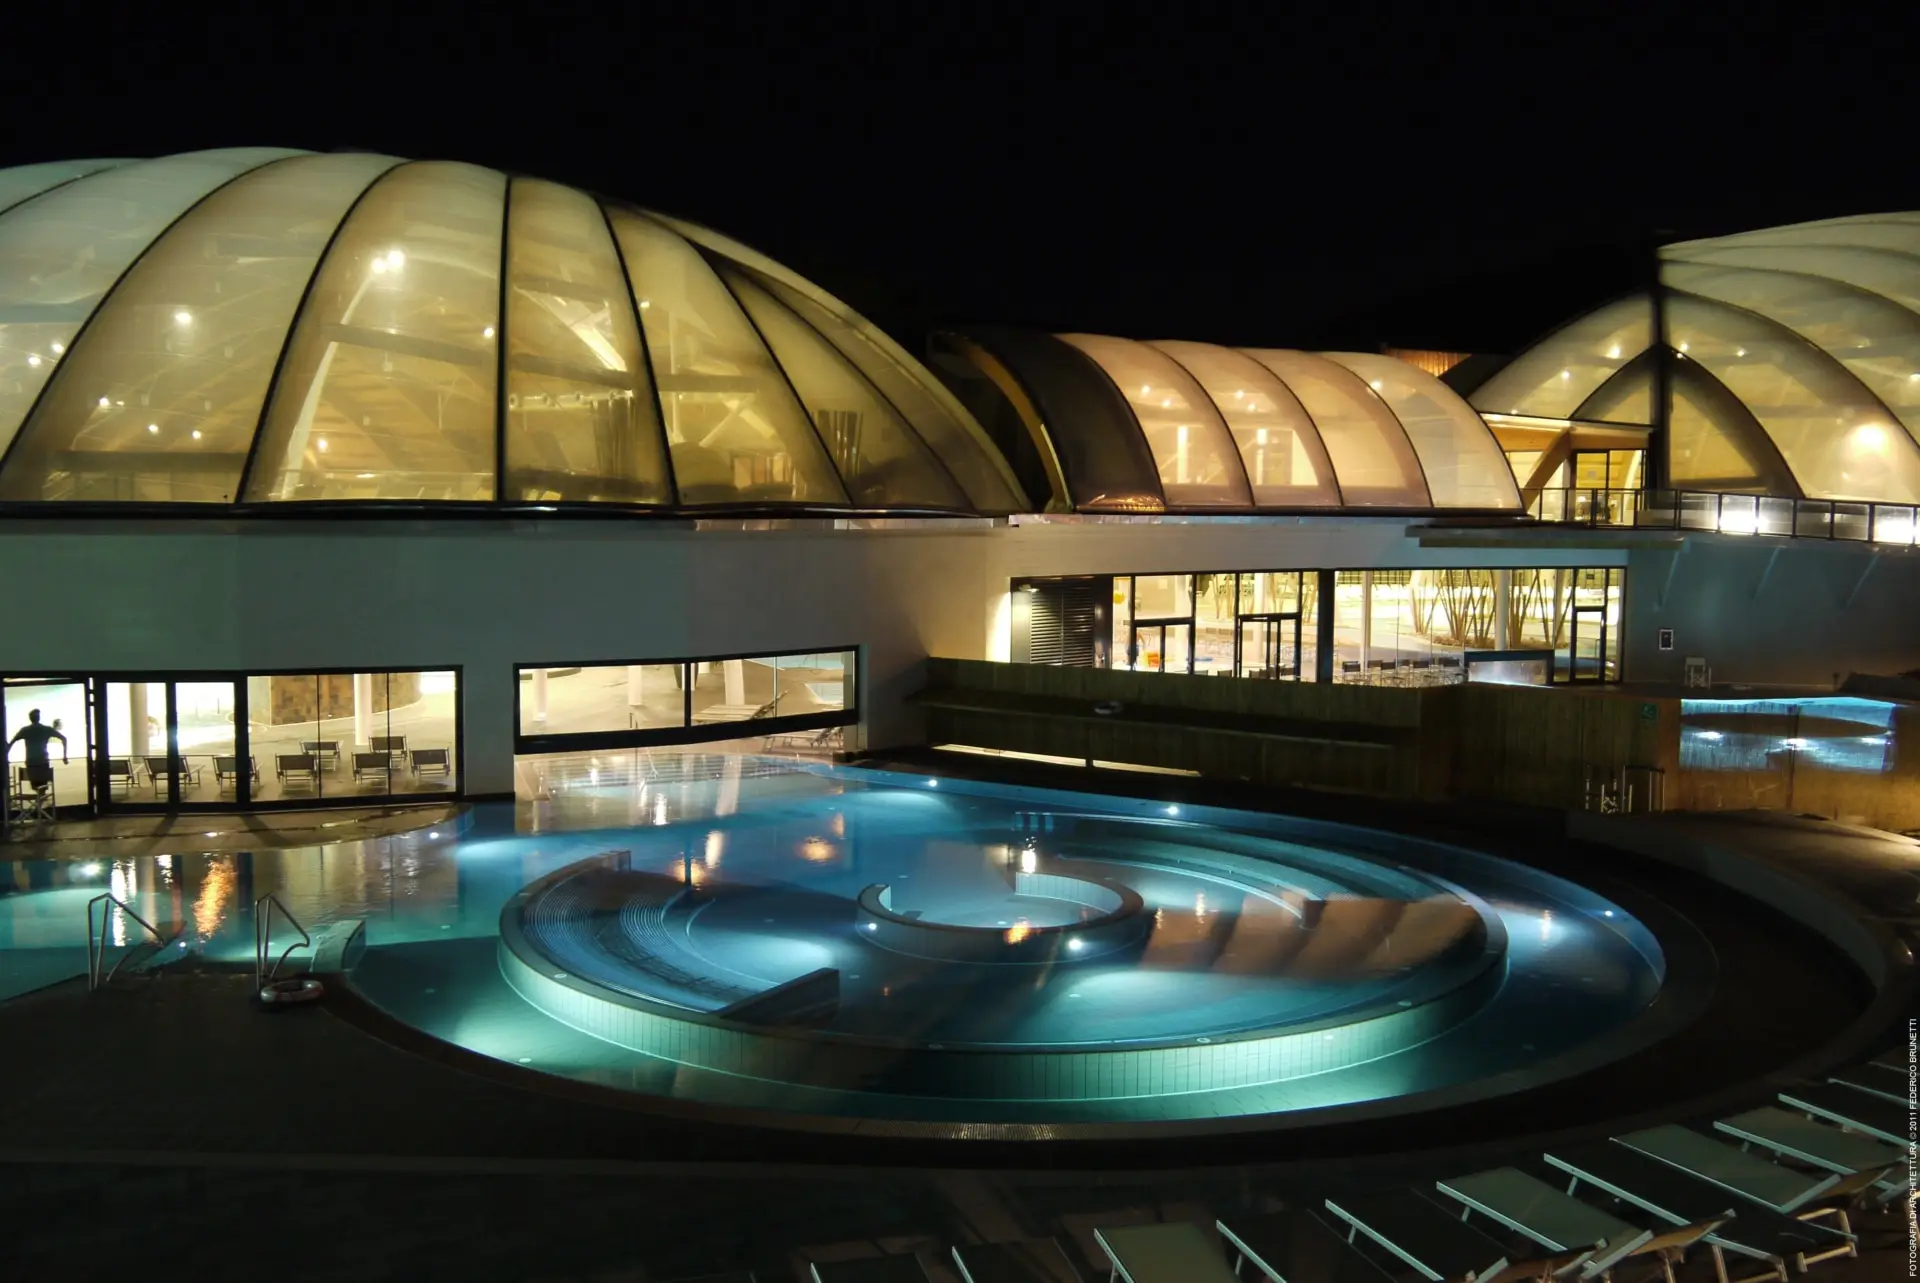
[1469, 212, 1920, 504]
[951, 330, 1520, 513]
[0, 149, 1026, 514]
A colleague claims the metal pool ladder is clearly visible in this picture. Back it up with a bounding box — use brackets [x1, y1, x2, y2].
[86, 894, 178, 992]
[254, 894, 312, 988]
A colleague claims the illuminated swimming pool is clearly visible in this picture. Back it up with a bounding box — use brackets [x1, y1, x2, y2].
[0, 755, 1668, 1132]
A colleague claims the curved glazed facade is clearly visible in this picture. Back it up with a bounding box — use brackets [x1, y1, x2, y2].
[1470, 213, 1920, 503]
[0, 150, 1025, 514]
[955, 331, 1521, 513]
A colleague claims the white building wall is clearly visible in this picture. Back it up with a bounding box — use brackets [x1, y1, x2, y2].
[0, 516, 1633, 797]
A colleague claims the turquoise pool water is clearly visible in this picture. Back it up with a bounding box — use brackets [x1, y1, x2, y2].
[0, 755, 1667, 1131]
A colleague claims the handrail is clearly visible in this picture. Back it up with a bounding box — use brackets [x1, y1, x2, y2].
[86, 893, 174, 992]
[254, 893, 312, 989]
[1536, 484, 1920, 548]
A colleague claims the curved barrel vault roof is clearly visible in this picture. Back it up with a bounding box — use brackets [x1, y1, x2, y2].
[1469, 212, 1920, 504]
[950, 329, 1521, 514]
[0, 149, 1027, 515]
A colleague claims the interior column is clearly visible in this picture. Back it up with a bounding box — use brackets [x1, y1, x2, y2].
[352, 672, 374, 746]
[1359, 571, 1373, 673]
[1315, 570, 1336, 683]
[128, 682, 151, 758]
[532, 668, 549, 723]
[1494, 570, 1513, 650]
[723, 659, 746, 706]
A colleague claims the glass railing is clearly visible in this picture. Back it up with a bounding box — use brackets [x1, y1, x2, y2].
[1529, 486, 1919, 547]
[1632, 490, 1915, 546]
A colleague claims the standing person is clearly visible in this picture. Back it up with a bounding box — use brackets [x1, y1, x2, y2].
[7, 709, 69, 801]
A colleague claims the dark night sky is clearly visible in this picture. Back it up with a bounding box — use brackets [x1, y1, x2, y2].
[6, 3, 1914, 357]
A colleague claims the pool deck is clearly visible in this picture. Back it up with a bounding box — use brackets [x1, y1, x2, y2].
[1, 764, 1914, 1280]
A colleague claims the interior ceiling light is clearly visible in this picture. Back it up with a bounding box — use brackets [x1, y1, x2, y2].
[146, 423, 158, 433]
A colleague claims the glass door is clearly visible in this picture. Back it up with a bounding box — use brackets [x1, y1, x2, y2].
[1235, 613, 1301, 679]
[1568, 606, 1607, 684]
[99, 679, 244, 810]
[3, 678, 92, 820]
[1128, 622, 1192, 674]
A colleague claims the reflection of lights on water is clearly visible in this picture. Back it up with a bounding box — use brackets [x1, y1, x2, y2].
[1540, 909, 1553, 942]
[1019, 846, 1037, 874]
[1165, 805, 1180, 817]
[427, 830, 439, 839]
[1194, 893, 1209, 921]
[1783, 738, 1809, 750]
[799, 836, 835, 863]
[194, 856, 236, 942]
[1696, 730, 1723, 741]
[651, 793, 669, 826]
[76, 862, 102, 878]
[863, 922, 877, 932]
[705, 830, 725, 867]
[926, 779, 939, 788]
[831, 812, 845, 838]
[1066, 938, 1085, 952]
[1602, 909, 1615, 917]
[1005, 921, 1032, 944]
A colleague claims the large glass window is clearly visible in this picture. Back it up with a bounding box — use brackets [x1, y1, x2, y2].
[1668, 292, 1920, 503]
[3, 679, 89, 813]
[248, 162, 507, 502]
[245, 670, 458, 802]
[723, 268, 965, 509]
[0, 148, 302, 462]
[1151, 342, 1340, 507]
[608, 210, 847, 507]
[515, 650, 857, 749]
[0, 153, 398, 503]
[1059, 335, 1251, 508]
[1241, 351, 1428, 506]
[718, 258, 1026, 512]
[502, 178, 670, 504]
[1327, 353, 1520, 510]
[1467, 295, 1653, 420]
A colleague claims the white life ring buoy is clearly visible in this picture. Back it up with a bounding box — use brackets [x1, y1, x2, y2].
[1094, 700, 1124, 717]
[258, 977, 325, 1008]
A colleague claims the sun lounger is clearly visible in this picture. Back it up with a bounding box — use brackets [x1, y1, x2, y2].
[1615, 1125, 1841, 1213]
[1714, 1106, 1902, 1182]
[1215, 1210, 1394, 1282]
[1777, 1081, 1908, 1146]
[1092, 1222, 1235, 1283]
[352, 751, 391, 783]
[410, 746, 451, 777]
[1544, 1141, 1854, 1281]
[950, 1238, 1083, 1282]
[1321, 1190, 1511, 1282]
[1433, 1167, 1648, 1277]
[808, 1255, 932, 1282]
[1827, 1063, 1906, 1104]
